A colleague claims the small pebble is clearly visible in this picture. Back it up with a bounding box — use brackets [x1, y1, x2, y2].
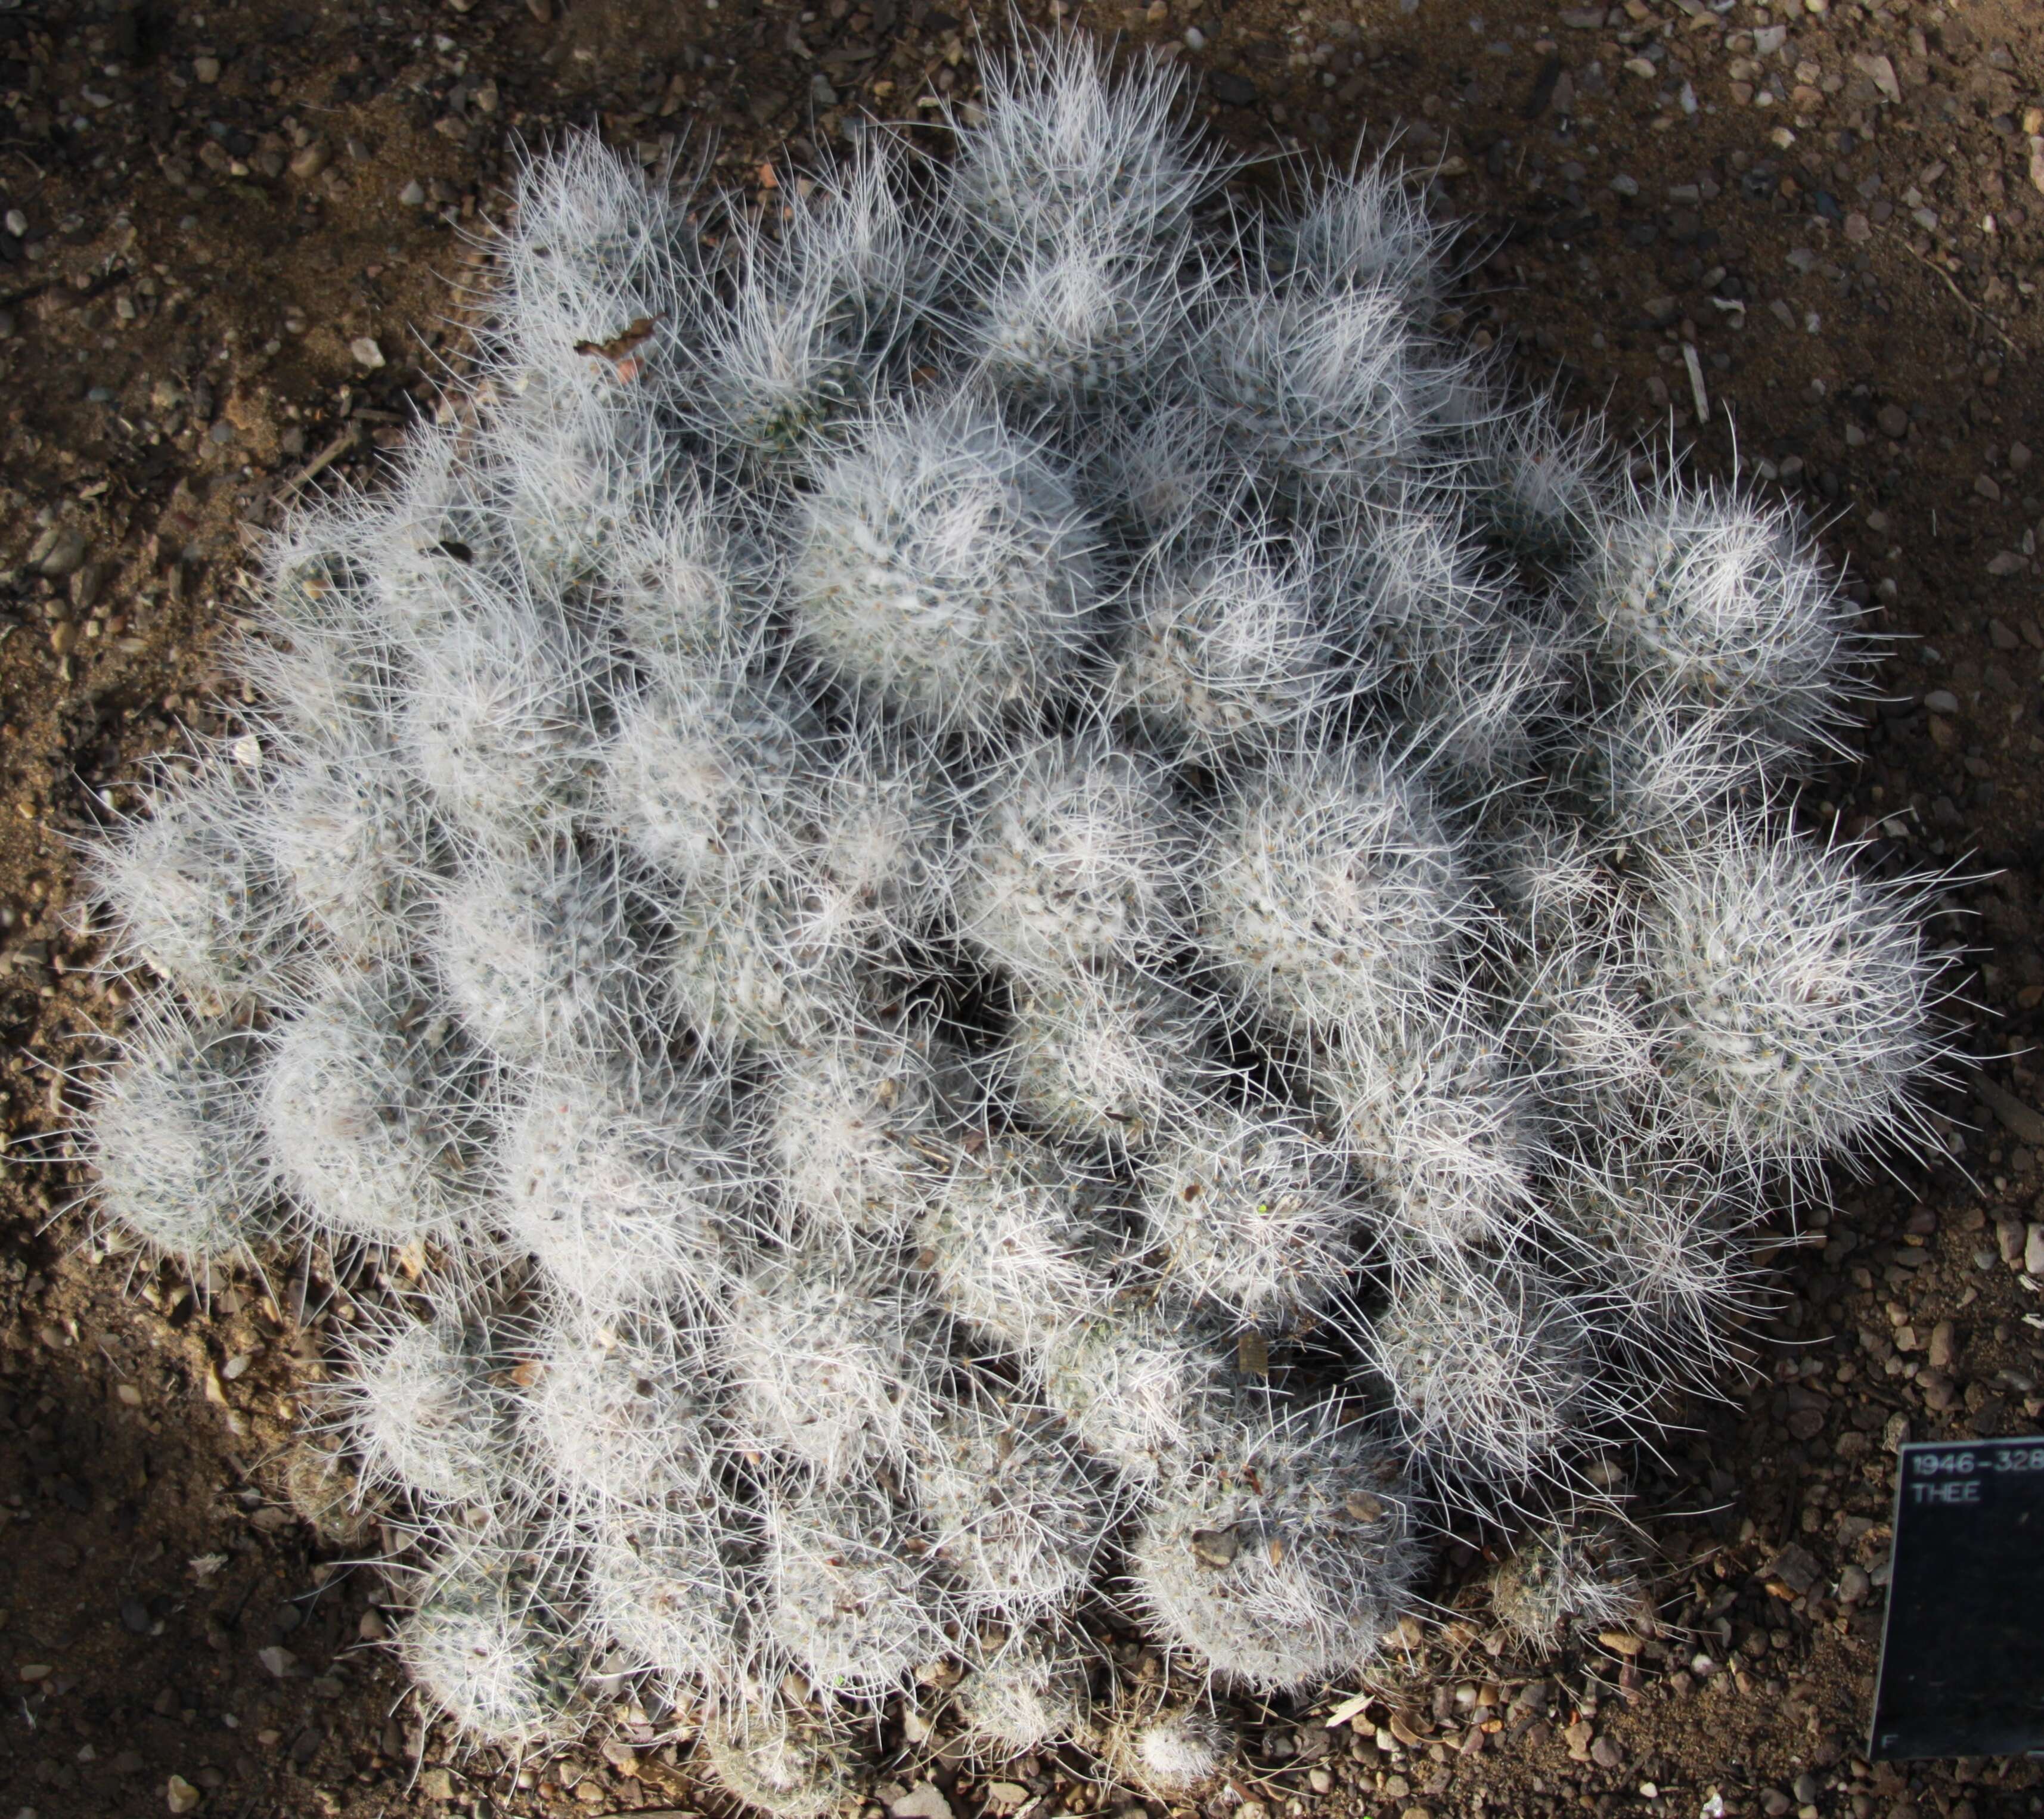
[1878, 403, 1910, 439]
[166, 1774, 204, 1814]
[350, 337, 386, 369]
[2025, 1224, 2044, 1276]
[257, 1644, 297, 1679]
[30, 526, 88, 579]
[399, 179, 427, 207]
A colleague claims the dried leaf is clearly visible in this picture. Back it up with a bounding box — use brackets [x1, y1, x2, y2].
[1324, 1688, 1375, 1730]
[573, 316, 659, 362]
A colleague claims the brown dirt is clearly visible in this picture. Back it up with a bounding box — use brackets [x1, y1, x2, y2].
[3, 0, 2043, 1815]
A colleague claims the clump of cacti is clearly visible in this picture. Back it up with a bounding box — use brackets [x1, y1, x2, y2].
[77, 29, 1957, 1808]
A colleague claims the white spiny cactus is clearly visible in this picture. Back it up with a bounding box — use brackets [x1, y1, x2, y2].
[601, 669, 820, 887]
[259, 734, 439, 961]
[1485, 1514, 1646, 1651]
[433, 837, 647, 1065]
[1513, 945, 1660, 1129]
[396, 570, 607, 849]
[1114, 530, 1368, 758]
[944, 31, 1218, 260]
[586, 1503, 756, 1696]
[356, 427, 504, 642]
[240, 499, 398, 749]
[1570, 692, 1795, 844]
[595, 479, 770, 677]
[79, 36, 1952, 1775]
[1035, 1297, 1238, 1482]
[953, 1626, 1094, 1758]
[497, 1057, 739, 1315]
[1545, 1137, 1761, 1387]
[492, 131, 698, 383]
[260, 960, 485, 1250]
[398, 1531, 590, 1747]
[762, 1474, 953, 1698]
[681, 201, 870, 473]
[958, 731, 1196, 980]
[1402, 619, 1561, 804]
[1090, 397, 1245, 547]
[913, 1387, 1116, 1619]
[761, 1024, 952, 1244]
[1098, 1693, 1239, 1799]
[789, 394, 1102, 739]
[917, 1134, 1119, 1354]
[82, 997, 275, 1268]
[1144, 1100, 1363, 1328]
[1131, 1396, 1423, 1688]
[1640, 813, 1953, 1179]
[1312, 999, 1546, 1261]
[697, 1696, 871, 1819]
[1329, 494, 1510, 683]
[1199, 741, 1479, 1038]
[723, 1243, 942, 1480]
[1572, 473, 1869, 751]
[334, 1296, 521, 1509]
[1367, 1255, 1616, 1499]
[1279, 160, 1450, 319]
[1201, 280, 1439, 511]
[522, 1309, 722, 1515]
[87, 747, 286, 1011]
[963, 212, 1202, 417]
[991, 964, 1220, 1154]
[660, 876, 885, 1055]
[1466, 392, 1610, 564]
[790, 725, 964, 955]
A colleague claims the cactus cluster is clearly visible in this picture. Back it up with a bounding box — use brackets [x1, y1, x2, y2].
[78, 34, 1956, 1806]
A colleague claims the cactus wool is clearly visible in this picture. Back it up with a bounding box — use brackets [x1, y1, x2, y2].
[79, 30, 1955, 1808]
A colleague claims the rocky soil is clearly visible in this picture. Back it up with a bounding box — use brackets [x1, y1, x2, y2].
[2, 0, 2043, 1815]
